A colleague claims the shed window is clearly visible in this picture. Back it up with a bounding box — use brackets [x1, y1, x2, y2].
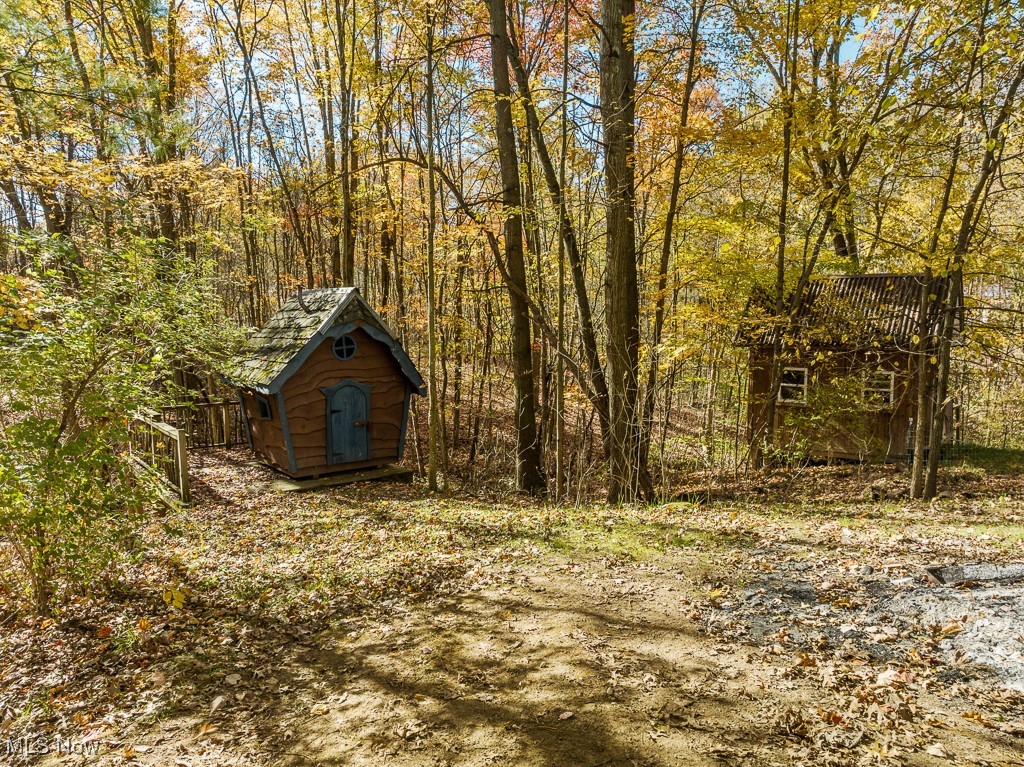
[778, 367, 808, 403]
[256, 396, 272, 420]
[864, 371, 895, 406]
[333, 334, 357, 361]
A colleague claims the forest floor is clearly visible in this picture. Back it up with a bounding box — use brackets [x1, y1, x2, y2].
[3, 450, 1024, 767]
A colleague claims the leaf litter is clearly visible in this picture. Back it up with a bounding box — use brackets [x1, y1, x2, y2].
[0, 451, 1021, 766]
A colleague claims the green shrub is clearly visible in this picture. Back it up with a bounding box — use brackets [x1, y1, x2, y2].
[771, 376, 882, 464]
[0, 239, 239, 615]
[0, 419, 147, 614]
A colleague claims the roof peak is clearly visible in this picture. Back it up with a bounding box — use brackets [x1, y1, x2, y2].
[295, 286, 357, 295]
[295, 286, 356, 313]
[224, 286, 400, 390]
[813, 272, 929, 280]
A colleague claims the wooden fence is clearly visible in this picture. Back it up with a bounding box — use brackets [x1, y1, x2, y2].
[160, 400, 244, 449]
[129, 412, 191, 505]
[130, 401, 245, 506]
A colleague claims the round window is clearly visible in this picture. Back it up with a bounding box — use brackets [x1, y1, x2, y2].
[333, 334, 357, 361]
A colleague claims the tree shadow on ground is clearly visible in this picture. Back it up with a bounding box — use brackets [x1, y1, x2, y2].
[214, 580, 778, 767]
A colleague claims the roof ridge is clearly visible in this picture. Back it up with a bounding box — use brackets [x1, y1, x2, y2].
[813, 272, 929, 279]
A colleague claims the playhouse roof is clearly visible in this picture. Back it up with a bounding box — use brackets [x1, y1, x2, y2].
[223, 288, 425, 394]
[740, 273, 964, 349]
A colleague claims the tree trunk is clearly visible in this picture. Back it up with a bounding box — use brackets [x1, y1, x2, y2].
[333, 0, 356, 286]
[506, 30, 610, 458]
[752, 0, 800, 468]
[425, 9, 443, 491]
[601, 0, 644, 502]
[911, 129, 962, 497]
[922, 60, 1024, 497]
[488, 0, 544, 493]
[639, 0, 705, 484]
[924, 284, 955, 499]
[910, 269, 933, 498]
[554, 0, 569, 500]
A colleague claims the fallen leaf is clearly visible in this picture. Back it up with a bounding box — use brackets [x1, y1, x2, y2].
[926, 743, 949, 759]
[82, 728, 110, 744]
[163, 587, 188, 610]
[962, 709, 996, 729]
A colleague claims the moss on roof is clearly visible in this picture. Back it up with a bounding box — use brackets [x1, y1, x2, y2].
[224, 288, 386, 388]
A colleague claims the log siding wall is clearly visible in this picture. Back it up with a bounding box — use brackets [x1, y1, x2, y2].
[240, 390, 290, 471]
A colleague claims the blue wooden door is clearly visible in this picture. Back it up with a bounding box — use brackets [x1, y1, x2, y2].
[329, 384, 369, 463]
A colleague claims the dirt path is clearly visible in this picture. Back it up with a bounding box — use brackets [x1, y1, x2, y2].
[102, 555, 1022, 767]
[276, 561, 783, 767]
[8, 454, 1023, 767]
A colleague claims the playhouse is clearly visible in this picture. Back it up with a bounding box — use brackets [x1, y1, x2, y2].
[224, 288, 425, 477]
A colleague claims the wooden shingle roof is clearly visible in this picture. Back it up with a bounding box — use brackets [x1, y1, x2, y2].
[740, 273, 963, 349]
[223, 288, 425, 394]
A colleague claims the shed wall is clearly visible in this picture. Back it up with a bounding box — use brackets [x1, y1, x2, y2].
[747, 348, 926, 461]
[282, 326, 408, 475]
[240, 390, 290, 471]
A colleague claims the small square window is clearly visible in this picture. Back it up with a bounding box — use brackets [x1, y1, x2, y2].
[778, 367, 808, 403]
[864, 371, 895, 406]
[256, 396, 272, 420]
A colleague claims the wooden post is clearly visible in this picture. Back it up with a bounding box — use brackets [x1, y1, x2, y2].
[173, 425, 190, 503]
[131, 412, 191, 506]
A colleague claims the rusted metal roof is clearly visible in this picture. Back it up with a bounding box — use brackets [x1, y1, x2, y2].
[740, 273, 963, 349]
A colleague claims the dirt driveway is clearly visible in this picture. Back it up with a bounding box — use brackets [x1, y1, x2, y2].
[4, 454, 1023, 767]
[240, 560, 790, 767]
[80, 556, 1024, 767]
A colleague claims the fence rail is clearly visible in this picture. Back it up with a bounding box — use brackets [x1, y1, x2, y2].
[160, 400, 244, 449]
[129, 412, 191, 505]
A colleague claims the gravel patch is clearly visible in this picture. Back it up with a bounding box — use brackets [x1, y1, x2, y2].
[865, 584, 1024, 690]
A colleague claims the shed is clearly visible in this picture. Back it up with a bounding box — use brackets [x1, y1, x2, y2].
[739, 273, 964, 462]
[224, 288, 425, 477]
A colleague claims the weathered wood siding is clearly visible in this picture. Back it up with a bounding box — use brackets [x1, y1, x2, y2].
[240, 390, 290, 471]
[282, 326, 407, 475]
[747, 347, 929, 462]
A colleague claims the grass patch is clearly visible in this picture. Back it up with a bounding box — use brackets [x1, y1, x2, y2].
[941, 444, 1024, 474]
